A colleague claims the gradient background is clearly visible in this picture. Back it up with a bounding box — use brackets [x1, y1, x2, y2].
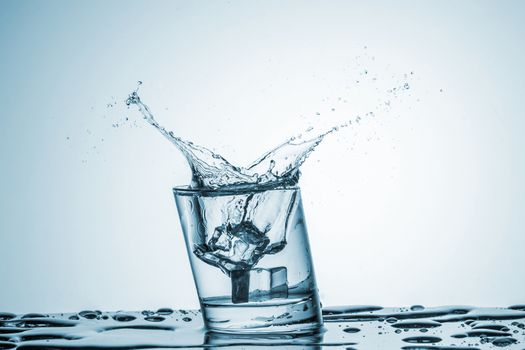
[1, 0, 524, 313]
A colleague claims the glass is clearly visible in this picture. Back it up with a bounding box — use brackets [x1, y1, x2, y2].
[173, 186, 323, 334]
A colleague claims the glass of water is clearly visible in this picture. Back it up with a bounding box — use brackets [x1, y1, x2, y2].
[173, 186, 323, 334]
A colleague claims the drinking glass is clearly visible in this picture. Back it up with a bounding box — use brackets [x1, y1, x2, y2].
[173, 186, 323, 334]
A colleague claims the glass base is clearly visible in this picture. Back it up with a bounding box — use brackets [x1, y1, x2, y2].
[200, 293, 323, 334]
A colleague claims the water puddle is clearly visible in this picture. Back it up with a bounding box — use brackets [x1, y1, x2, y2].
[0, 306, 523, 349]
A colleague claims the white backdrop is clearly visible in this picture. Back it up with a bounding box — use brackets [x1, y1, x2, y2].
[0, 0, 524, 313]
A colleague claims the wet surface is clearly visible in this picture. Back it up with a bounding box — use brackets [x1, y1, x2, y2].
[0, 306, 523, 349]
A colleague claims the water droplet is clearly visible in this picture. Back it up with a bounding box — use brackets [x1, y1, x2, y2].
[391, 320, 441, 329]
[112, 314, 136, 322]
[452, 333, 467, 338]
[402, 336, 442, 344]
[79, 310, 101, 320]
[0, 342, 17, 349]
[472, 324, 510, 332]
[343, 327, 360, 333]
[21, 313, 48, 319]
[144, 316, 165, 322]
[410, 305, 424, 311]
[14, 319, 76, 328]
[508, 305, 525, 311]
[491, 337, 517, 347]
[156, 308, 174, 315]
[322, 306, 383, 315]
[0, 313, 16, 321]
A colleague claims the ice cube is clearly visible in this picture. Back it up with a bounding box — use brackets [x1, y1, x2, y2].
[193, 245, 246, 276]
[247, 267, 288, 302]
[200, 221, 270, 275]
[270, 266, 288, 299]
[231, 270, 250, 304]
[208, 225, 231, 251]
[195, 222, 285, 304]
[249, 268, 271, 302]
[229, 222, 269, 265]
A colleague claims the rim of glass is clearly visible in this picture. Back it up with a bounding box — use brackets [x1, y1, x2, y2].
[173, 185, 300, 196]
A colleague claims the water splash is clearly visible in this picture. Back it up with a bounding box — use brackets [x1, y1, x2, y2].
[126, 90, 343, 190]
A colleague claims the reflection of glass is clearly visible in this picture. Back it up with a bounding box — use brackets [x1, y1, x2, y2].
[204, 330, 323, 349]
[174, 186, 323, 333]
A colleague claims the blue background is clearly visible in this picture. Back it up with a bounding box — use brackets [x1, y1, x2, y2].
[1, 0, 524, 313]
